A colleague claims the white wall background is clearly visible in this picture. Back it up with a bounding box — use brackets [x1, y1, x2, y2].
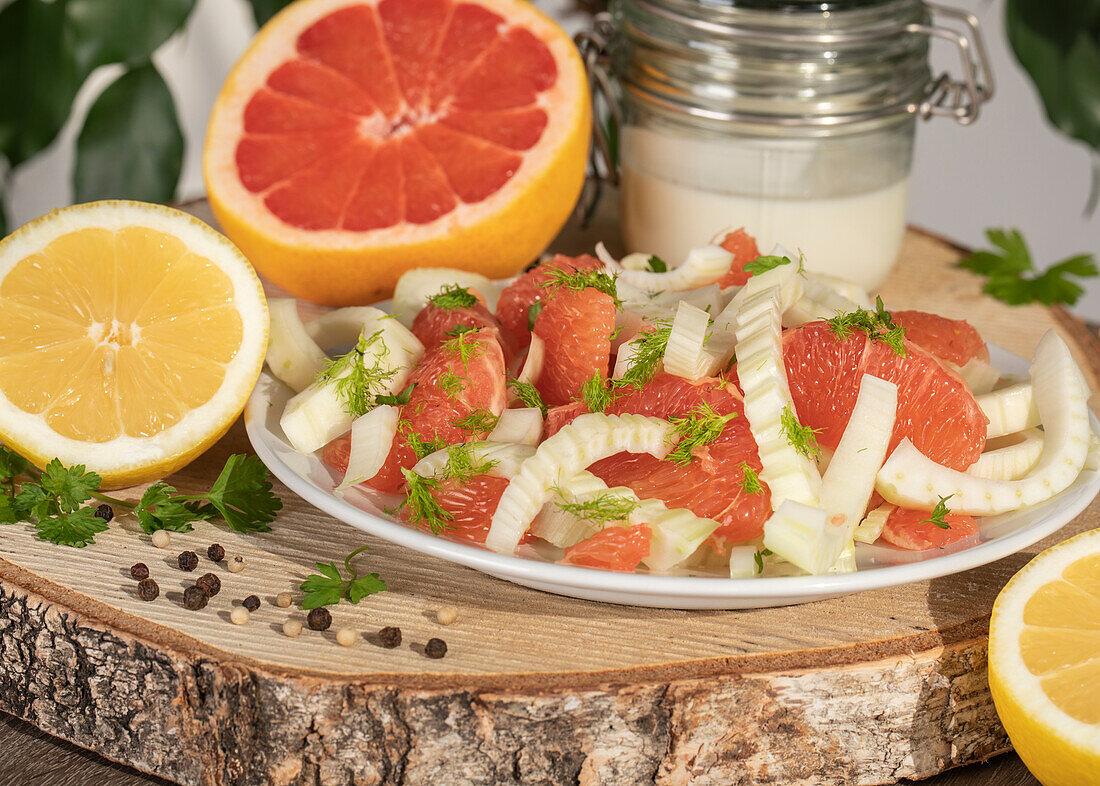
[6, 0, 1098, 319]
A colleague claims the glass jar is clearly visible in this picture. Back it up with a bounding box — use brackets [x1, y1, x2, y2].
[580, 0, 992, 289]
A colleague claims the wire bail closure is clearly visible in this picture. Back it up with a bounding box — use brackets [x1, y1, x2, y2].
[573, 2, 994, 222]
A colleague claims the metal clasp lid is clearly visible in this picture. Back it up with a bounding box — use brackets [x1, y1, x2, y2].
[912, 2, 994, 125]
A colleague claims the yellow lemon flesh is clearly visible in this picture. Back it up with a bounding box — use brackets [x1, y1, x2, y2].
[0, 201, 268, 487]
[989, 528, 1100, 786]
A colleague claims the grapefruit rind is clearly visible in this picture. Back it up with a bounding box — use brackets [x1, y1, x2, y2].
[485, 412, 673, 554]
[267, 297, 328, 391]
[204, 0, 590, 306]
[876, 332, 1091, 515]
[280, 310, 423, 453]
[966, 429, 1043, 481]
[337, 403, 399, 488]
[729, 265, 821, 510]
[0, 201, 269, 487]
[978, 382, 1040, 439]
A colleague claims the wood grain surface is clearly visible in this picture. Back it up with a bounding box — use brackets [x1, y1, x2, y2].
[0, 199, 1095, 785]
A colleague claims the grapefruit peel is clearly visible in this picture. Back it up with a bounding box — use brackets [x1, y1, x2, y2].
[876, 332, 1091, 515]
[967, 429, 1044, 481]
[485, 412, 673, 554]
[337, 404, 399, 489]
[488, 407, 543, 446]
[266, 298, 328, 391]
[978, 382, 1040, 438]
[729, 266, 821, 509]
[280, 311, 423, 453]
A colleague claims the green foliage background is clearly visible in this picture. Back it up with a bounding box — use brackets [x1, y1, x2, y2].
[0, 0, 296, 236]
[0, 0, 1097, 235]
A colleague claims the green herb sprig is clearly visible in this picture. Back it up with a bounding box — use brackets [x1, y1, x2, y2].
[920, 495, 954, 530]
[616, 324, 672, 389]
[958, 229, 1098, 306]
[666, 403, 737, 465]
[400, 469, 454, 534]
[554, 488, 638, 528]
[509, 378, 548, 417]
[0, 448, 281, 545]
[318, 329, 397, 417]
[825, 297, 907, 357]
[453, 409, 499, 435]
[579, 372, 616, 413]
[742, 255, 791, 276]
[645, 255, 668, 273]
[543, 268, 622, 308]
[427, 284, 478, 311]
[740, 462, 763, 495]
[780, 405, 823, 460]
[300, 545, 387, 610]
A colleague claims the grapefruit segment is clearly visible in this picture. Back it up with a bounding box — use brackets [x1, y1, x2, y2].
[560, 524, 651, 572]
[783, 321, 987, 470]
[891, 310, 989, 367]
[496, 253, 603, 350]
[205, 0, 589, 304]
[532, 286, 616, 407]
[880, 506, 978, 550]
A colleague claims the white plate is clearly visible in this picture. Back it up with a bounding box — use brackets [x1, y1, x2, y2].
[245, 344, 1100, 609]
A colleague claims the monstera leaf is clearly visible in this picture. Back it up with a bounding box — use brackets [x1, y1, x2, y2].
[1006, 0, 1100, 213]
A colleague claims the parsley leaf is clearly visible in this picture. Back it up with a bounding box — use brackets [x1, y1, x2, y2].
[374, 382, 416, 407]
[666, 403, 737, 465]
[300, 544, 387, 610]
[428, 284, 478, 311]
[920, 495, 954, 530]
[959, 229, 1098, 306]
[646, 255, 668, 273]
[38, 459, 100, 513]
[36, 506, 108, 548]
[742, 255, 791, 276]
[781, 405, 823, 460]
[195, 454, 281, 532]
[0, 447, 29, 480]
[527, 299, 545, 331]
[509, 378, 548, 418]
[135, 481, 201, 534]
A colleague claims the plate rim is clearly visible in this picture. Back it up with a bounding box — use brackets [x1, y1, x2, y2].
[245, 343, 1100, 607]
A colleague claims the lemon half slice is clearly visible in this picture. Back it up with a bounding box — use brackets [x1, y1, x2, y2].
[989, 528, 1100, 786]
[0, 201, 268, 487]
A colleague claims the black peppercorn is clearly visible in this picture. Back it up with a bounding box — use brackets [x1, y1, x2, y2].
[177, 551, 199, 572]
[306, 607, 332, 631]
[378, 626, 402, 648]
[425, 638, 447, 659]
[94, 503, 113, 522]
[130, 562, 149, 581]
[183, 585, 208, 610]
[137, 578, 159, 601]
[207, 543, 225, 562]
[242, 594, 260, 612]
[196, 573, 221, 597]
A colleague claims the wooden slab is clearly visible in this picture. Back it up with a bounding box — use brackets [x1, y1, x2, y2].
[0, 202, 1097, 786]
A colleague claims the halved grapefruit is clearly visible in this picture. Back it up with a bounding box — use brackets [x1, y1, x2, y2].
[204, 0, 589, 305]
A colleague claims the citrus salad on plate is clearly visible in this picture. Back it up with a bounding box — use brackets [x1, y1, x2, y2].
[260, 229, 1100, 578]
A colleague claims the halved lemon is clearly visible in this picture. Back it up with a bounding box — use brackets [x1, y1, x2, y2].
[0, 201, 269, 487]
[989, 528, 1100, 786]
